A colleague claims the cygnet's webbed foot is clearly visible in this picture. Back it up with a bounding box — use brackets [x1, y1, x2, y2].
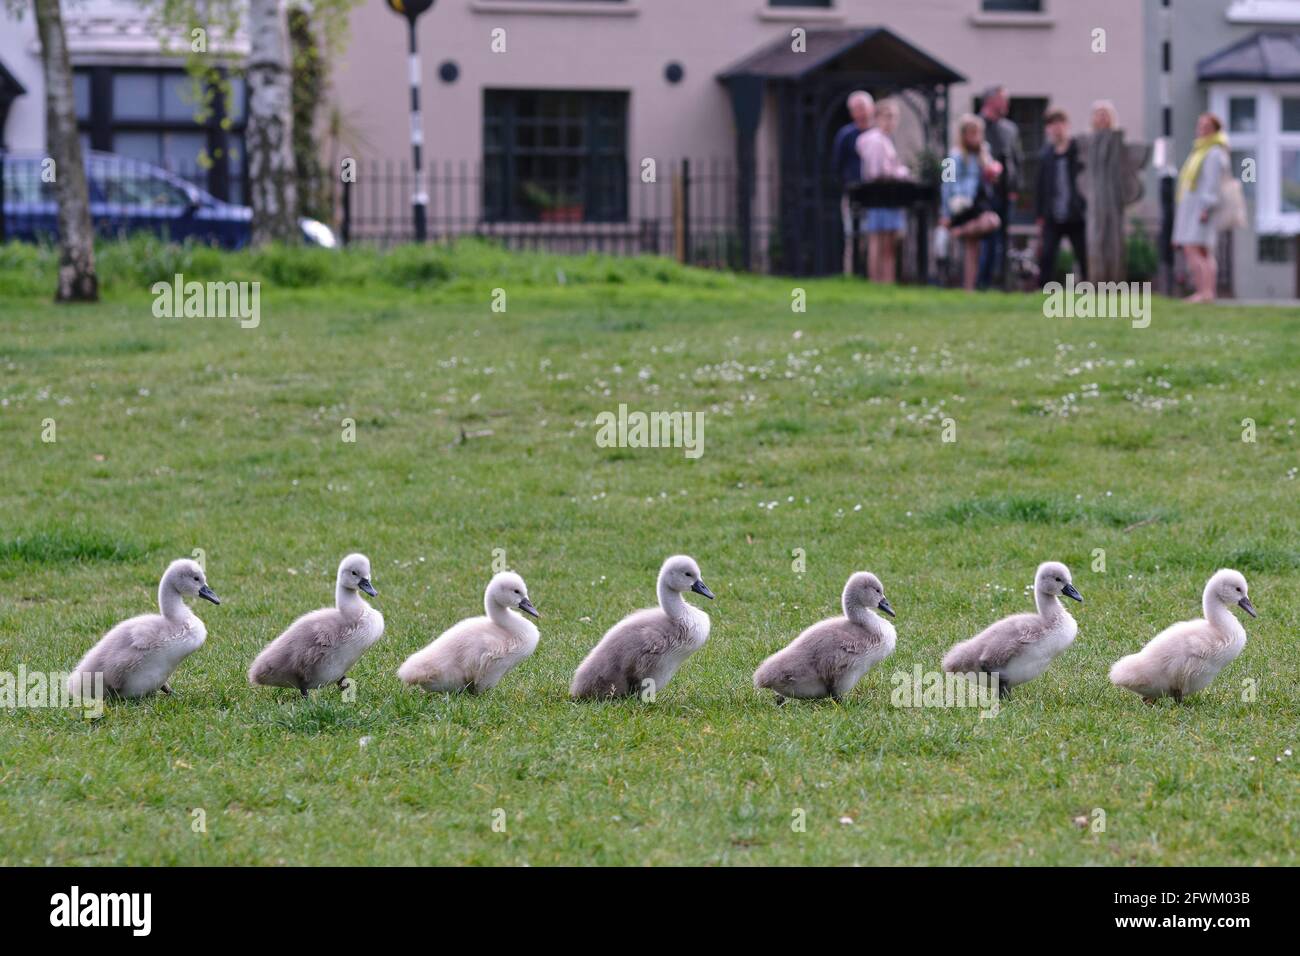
[773, 694, 786, 706]
[1171, 690, 1184, 704]
[337, 676, 348, 690]
[160, 683, 173, 696]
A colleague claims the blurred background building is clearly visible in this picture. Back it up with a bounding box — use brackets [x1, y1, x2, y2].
[3, 0, 1298, 296]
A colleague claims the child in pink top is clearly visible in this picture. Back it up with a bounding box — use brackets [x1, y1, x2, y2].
[855, 100, 911, 283]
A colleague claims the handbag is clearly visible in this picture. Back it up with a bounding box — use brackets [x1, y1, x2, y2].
[949, 182, 992, 228]
[1214, 159, 1247, 231]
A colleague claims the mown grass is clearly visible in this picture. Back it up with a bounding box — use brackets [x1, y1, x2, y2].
[0, 238, 1296, 865]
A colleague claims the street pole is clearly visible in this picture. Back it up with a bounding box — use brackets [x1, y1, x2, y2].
[407, 18, 426, 242]
[386, 0, 435, 243]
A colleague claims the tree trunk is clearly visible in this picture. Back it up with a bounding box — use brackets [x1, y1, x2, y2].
[32, 0, 97, 301]
[247, 0, 298, 244]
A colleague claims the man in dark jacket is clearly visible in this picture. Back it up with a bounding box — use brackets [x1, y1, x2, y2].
[832, 90, 874, 275]
[976, 85, 1023, 290]
[1035, 108, 1088, 284]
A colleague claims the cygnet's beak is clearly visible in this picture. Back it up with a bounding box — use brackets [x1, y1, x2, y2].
[358, 578, 378, 597]
[877, 596, 896, 618]
[518, 596, 540, 619]
[691, 578, 715, 600]
[1062, 582, 1083, 603]
[1237, 595, 1257, 618]
[198, 585, 221, 605]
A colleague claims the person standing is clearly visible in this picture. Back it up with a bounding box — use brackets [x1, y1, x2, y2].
[976, 85, 1022, 290]
[857, 99, 912, 284]
[1174, 112, 1231, 303]
[941, 114, 1003, 291]
[1078, 100, 1150, 284]
[1035, 108, 1087, 285]
[833, 90, 875, 276]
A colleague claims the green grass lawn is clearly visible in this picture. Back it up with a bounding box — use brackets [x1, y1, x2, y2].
[0, 240, 1296, 865]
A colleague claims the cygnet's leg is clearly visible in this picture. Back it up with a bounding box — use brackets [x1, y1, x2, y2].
[1171, 689, 1184, 704]
[773, 693, 786, 707]
[982, 665, 1010, 700]
[299, 686, 310, 699]
[160, 683, 173, 695]
[337, 676, 348, 690]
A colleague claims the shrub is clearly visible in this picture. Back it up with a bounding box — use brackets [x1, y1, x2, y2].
[1127, 219, 1159, 282]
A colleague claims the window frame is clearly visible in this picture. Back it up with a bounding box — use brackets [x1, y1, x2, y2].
[1209, 82, 1300, 234]
[74, 66, 247, 205]
[482, 88, 629, 225]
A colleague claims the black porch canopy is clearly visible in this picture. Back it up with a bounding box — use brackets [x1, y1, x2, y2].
[718, 27, 964, 275]
[0, 59, 27, 151]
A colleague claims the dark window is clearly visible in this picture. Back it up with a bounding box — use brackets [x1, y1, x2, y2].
[982, 0, 1043, 10]
[1229, 97, 1256, 133]
[483, 89, 628, 223]
[73, 73, 91, 122]
[1008, 96, 1048, 223]
[1258, 235, 1293, 263]
[74, 68, 247, 204]
[974, 94, 1047, 224]
[1282, 96, 1300, 133]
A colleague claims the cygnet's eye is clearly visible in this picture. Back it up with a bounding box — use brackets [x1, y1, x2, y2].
[514, 589, 521, 595]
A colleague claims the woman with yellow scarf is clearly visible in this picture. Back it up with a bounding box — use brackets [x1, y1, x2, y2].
[1173, 113, 1231, 303]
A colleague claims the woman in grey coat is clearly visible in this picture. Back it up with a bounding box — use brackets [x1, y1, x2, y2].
[1173, 113, 1230, 303]
[1078, 100, 1150, 284]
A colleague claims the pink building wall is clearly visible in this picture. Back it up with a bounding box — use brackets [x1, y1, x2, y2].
[334, 0, 1146, 168]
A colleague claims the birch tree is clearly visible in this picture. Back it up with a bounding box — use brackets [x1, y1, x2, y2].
[148, 0, 358, 242]
[32, 0, 98, 300]
[246, 0, 297, 243]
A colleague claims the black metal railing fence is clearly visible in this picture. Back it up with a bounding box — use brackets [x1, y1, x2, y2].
[336, 157, 781, 273]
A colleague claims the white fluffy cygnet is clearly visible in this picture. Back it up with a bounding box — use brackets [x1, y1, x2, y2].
[398, 571, 539, 694]
[67, 558, 221, 699]
[1110, 568, 1256, 703]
